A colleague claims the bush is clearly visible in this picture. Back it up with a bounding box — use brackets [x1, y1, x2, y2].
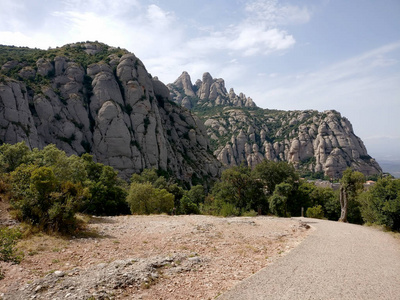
[180, 195, 200, 214]
[81, 160, 129, 216]
[10, 165, 89, 233]
[242, 210, 258, 217]
[220, 202, 240, 217]
[0, 142, 30, 172]
[358, 177, 400, 231]
[127, 182, 174, 214]
[0, 226, 23, 263]
[306, 205, 324, 219]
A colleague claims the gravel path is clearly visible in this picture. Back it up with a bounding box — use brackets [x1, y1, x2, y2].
[219, 218, 400, 300]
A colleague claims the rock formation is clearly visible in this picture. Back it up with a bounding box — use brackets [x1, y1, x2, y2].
[168, 73, 382, 178]
[0, 42, 382, 181]
[168, 72, 257, 109]
[0, 43, 220, 183]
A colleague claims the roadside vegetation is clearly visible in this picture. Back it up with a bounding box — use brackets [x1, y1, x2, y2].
[1, 142, 398, 230]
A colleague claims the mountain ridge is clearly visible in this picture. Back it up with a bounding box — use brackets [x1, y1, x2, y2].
[168, 71, 382, 179]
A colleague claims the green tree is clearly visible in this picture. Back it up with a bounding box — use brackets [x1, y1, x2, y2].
[130, 168, 159, 185]
[339, 168, 365, 222]
[153, 188, 175, 214]
[211, 165, 266, 215]
[0, 142, 30, 172]
[180, 195, 200, 214]
[186, 185, 205, 205]
[254, 160, 299, 196]
[179, 185, 205, 215]
[130, 168, 184, 211]
[358, 177, 400, 230]
[166, 183, 184, 210]
[127, 182, 174, 215]
[10, 165, 88, 233]
[296, 180, 339, 220]
[29, 144, 87, 183]
[269, 182, 293, 217]
[81, 155, 129, 215]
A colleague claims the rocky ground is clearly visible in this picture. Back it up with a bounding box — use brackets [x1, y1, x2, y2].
[0, 212, 311, 299]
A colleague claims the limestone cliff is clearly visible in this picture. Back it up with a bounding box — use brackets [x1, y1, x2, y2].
[0, 43, 220, 183]
[168, 72, 382, 178]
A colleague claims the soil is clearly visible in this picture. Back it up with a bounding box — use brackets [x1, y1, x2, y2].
[0, 205, 311, 299]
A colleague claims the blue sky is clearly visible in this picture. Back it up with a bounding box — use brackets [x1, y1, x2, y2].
[1, 0, 399, 164]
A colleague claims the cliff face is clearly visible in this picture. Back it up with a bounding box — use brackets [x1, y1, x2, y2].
[168, 72, 382, 178]
[0, 43, 220, 182]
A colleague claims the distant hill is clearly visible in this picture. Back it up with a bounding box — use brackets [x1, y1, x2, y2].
[168, 71, 382, 179]
[377, 160, 400, 178]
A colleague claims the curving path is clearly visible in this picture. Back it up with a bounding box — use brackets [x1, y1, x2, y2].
[218, 218, 400, 300]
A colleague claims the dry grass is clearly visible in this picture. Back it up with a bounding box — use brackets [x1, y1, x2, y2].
[17, 234, 69, 257]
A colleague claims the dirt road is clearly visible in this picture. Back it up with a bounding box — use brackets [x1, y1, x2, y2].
[219, 218, 400, 300]
[0, 215, 310, 299]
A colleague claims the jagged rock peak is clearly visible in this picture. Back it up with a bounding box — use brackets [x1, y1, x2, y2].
[172, 71, 195, 97]
[168, 71, 257, 109]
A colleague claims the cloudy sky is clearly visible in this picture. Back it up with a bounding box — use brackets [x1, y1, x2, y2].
[1, 0, 399, 164]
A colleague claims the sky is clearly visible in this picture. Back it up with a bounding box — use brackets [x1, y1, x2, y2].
[0, 0, 399, 166]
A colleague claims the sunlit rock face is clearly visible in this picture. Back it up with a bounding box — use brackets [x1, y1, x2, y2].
[0, 43, 220, 182]
[168, 72, 382, 179]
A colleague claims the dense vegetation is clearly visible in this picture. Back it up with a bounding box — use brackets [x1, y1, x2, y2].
[0, 142, 128, 234]
[1, 142, 399, 237]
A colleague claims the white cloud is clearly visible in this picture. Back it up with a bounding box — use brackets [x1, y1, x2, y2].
[245, 0, 312, 26]
[182, 2, 299, 60]
[257, 42, 400, 104]
[61, 0, 140, 16]
[228, 26, 295, 56]
[0, 0, 305, 82]
[246, 42, 400, 146]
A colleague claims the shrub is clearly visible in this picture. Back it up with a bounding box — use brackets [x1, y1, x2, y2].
[220, 202, 240, 217]
[10, 165, 88, 233]
[0, 226, 23, 263]
[186, 185, 205, 205]
[180, 195, 200, 214]
[306, 205, 324, 219]
[80, 154, 129, 216]
[242, 210, 258, 217]
[0, 142, 30, 172]
[127, 182, 174, 215]
[358, 177, 400, 231]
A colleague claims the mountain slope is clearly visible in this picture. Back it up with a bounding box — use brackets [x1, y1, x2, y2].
[0, 43, 220, 183]
[169, 72, 381, 178]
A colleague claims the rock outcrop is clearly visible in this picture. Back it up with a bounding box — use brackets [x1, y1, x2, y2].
[0, 43, 220, 182]
[168, 72, 257, 109]
[168, 73, 382, 178]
